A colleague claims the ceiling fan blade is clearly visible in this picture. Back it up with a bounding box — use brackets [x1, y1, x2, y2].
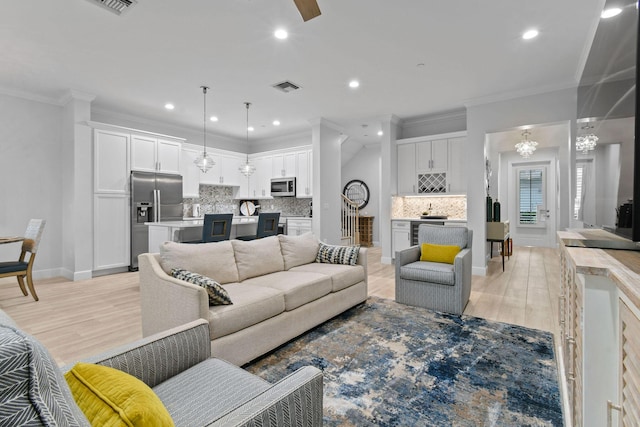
[293, 0, 321, 21]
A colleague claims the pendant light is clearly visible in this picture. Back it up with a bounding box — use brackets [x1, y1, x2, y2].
[576, 124, 598, 154]
[194, 85, 215, 173]
[515, 130, 538, 158]
[238, 102, 256, 177]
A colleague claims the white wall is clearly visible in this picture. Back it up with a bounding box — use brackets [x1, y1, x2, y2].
[0, 94, 64, 278]
[467, 88, 577, 275]
[342, 145, 381, 245]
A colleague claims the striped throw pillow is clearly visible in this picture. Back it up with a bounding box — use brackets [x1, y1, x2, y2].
[316, 243, 360, 266]
[171, 268, 232, 306]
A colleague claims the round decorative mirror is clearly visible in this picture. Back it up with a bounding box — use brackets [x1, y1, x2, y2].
[343, 179, 370, 209]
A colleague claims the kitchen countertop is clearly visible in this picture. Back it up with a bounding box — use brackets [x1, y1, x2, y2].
[559, 229, 640, 310]
[147, 216, 258, 228]
[391, 218, 467, 222]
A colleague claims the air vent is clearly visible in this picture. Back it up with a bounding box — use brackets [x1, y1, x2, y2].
[85, 0, 137, 15]
[272, 81, 301, 93]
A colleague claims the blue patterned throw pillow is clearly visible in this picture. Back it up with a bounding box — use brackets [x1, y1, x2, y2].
[316, 243, 360, 266]
[171, 268, 232, 306]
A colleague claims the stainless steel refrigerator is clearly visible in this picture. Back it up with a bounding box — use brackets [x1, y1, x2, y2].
[130, 171, 183, 270]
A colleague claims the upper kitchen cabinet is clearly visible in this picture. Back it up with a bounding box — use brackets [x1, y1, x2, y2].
[296, 149, 312, 198]
[181, 147, 201, 198]
[271, 152, 297, 178]
[248, 155, 273, 198]
[94, 129, 130, 194]
[200, 152, 245, 187]
[396, 132, 467, 195]
[447, 137, 467, 193]
[416, 139, 448, 171]
[131, 134, 182, 174]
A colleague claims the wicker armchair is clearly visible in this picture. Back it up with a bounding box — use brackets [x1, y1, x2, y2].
[395, 224, 472, 315]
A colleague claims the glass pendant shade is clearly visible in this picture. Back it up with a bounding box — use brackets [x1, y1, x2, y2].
[238, 102, 256, 177]
[515, 130, 538, 158]
[576, 133, 598, 154]
[195, 85, 215, 173]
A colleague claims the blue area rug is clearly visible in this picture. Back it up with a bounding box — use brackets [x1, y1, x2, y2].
[246, 297, 563, 426]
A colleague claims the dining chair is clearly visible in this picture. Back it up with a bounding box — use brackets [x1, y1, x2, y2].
[236, 212, 280, 241]
[0, 219, 46, 301]
[202, 213, 233, 243]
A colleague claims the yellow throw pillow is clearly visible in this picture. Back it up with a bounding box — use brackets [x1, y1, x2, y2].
[420, 243, 461, 264]
[65, 362, 174, 427]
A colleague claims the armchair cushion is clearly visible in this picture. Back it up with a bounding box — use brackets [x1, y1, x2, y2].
[65, 362, 174, 427]
[400, 261, 455, 286]
[420, 243, 460, 264]
[171, 268, 232, 306]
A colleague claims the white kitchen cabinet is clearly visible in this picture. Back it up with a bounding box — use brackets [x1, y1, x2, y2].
[93, 194, 130, 270]
[181, 148, 201, 198]
[416, 139, 448, 171]
[131, 135, 182, 174]
[447, 137, 467, 193]
[247, 155, 273, 198]
[397, 144, 416, 194]
[391, 220, 412, 258]
[271, 152, 297, 178]
[94, 129, 129, 194]
[296, 149, 313, 198]
[287, 218, 312, 236]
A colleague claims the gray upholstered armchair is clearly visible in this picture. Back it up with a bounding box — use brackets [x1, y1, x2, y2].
[395, 224, 473, 315]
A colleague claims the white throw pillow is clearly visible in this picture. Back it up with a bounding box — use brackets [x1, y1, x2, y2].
[278, 232, 320, 270]
[159, 240, 239, 284]
[232, 236, 284, 281]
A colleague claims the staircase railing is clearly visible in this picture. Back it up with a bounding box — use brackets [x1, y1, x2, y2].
[341, 194, 360, 245]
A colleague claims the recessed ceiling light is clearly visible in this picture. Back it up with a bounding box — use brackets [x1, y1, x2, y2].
[248, 126, 254, 132]
[210, 116, 218, 122]
[522, 29, 539, 40]
[273, 120, 281, 126]
[349, 80, 360, 88]
[274, 28, 288, 40]
[601, 7, 622, 18]
[164, 103, 175, 110]
[377, 130, 383, 136]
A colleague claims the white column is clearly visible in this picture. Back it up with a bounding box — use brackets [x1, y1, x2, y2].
[310, 118, 343, 244]
[61, 90, 95, 280]
[379, 115, 400, 263]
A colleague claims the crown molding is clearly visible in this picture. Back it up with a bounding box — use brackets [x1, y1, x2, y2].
[401, 108, 467, 128]
[308, 117, 344, 133]
[463, 81, 577, 108]
[59, 89, 96, 105]
[0, 86, 63, 106]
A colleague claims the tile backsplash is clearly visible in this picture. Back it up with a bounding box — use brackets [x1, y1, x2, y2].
[392, 196, 467, 220]
[183, 185, 312, 217]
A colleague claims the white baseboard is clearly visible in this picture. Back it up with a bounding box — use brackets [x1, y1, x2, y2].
[472, 266, 487, 276]
[381, 256, 392, 265]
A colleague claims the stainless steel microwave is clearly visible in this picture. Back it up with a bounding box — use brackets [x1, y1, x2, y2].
[271, 177, 296, 197]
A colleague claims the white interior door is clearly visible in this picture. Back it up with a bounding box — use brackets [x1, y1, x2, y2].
[508, 161, 557, 247]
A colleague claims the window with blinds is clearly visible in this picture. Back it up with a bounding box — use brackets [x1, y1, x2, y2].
[518, 167, 544, 224]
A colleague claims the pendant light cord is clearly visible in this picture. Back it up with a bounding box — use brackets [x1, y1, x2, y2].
[202, 85, 209, 156]
[245, 102, 251, 162]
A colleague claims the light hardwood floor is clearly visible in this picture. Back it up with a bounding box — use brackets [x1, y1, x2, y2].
[0, 245, 561, 366]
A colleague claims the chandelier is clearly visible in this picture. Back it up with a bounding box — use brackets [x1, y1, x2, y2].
[238, 102, 256, 177]
[515, 130, 538, 158]
[576, 124, 598, 154]
[194, 86, 215, 173]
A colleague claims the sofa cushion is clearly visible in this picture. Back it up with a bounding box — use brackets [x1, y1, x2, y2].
[232, 236, 284, 281]
[0, 325, 90, 427]
[400, 261, 455, 286]
[171, 268, 232, 306]
[153, 358, 270, 426]
[243, 271, 332, 311]
[289, 263, 365, 292]
[209, 283, 285, 339]
[65, 362, 174, 426]
[159, 240, 239, 284]
[316, 243, 360, 265]
[278, 232, 319, 270]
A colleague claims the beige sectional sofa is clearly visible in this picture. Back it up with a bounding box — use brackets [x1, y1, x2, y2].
[139, 232, 368, 366]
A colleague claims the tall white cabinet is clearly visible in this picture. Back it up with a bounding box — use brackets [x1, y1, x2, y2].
[93, 129, 130, 271]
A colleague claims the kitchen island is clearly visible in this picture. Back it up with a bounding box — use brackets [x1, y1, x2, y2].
[145, 216, 259, 252]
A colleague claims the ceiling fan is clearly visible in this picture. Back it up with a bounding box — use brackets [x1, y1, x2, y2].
[293, 0, 321, 21]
